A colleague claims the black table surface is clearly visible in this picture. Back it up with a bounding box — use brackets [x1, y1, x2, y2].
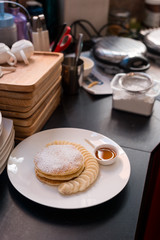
[1, 88, 160, 240]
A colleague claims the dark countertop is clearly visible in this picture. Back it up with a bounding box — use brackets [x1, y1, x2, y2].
[0, 148, 150, 240]
[44, 89, 160, 153]
[1, 88, 160, 240]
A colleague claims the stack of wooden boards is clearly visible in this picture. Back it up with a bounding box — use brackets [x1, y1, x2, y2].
[0, 52, 63, 140]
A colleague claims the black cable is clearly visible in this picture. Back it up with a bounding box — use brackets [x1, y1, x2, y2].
[76, 22, 93, 38]
[70, 19, 100, 39]
[98, 23, 109, 35]
[71, 19, 99, 36]
[69, 19, 133, 51]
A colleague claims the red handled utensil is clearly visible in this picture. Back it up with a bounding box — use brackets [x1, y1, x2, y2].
[54, 26, 72, 52]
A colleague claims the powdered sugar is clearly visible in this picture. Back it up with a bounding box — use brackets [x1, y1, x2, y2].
[34, 145, 83, 174]
[112, 91, 154, 116]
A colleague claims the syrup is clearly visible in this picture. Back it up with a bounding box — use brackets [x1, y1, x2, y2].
[95, 147, 116, 161]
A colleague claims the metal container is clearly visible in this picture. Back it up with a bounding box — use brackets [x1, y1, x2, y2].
[62, 56, 84, 95]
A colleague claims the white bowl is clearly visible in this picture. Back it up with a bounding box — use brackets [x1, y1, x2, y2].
[94, 143, 119, 166]
[80, 56, 94, 77]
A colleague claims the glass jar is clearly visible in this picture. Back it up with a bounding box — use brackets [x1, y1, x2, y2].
[108, 10, 130, 36]
[144, 0, 160, 27]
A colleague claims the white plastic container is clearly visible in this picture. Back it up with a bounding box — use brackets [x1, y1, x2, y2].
[111, 72, 160, 116]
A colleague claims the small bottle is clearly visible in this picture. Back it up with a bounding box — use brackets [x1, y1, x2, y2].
[38, 14, 50, 51]
[31, 16, 42, 51]
[32, 15, 50, 51]
[144, 0, 160, 27]
[9, 0, 28, 40]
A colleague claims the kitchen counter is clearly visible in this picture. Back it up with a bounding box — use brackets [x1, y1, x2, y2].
[0, 88, 160, 239]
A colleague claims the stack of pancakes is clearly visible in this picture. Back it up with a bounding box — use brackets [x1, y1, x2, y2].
[34, 144, 84, 185]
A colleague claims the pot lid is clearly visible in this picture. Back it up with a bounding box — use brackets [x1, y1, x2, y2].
[144, 29, 160, 55]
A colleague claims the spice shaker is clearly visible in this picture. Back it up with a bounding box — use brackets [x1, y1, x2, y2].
[111, 72, 160, 116]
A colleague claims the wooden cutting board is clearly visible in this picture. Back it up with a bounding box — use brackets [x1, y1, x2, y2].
[0, 65, 62, 100]
[0, 66, 62, 106]
[0, 75, 61, 112]
[1, 78, 61, 119]
[11, 85, 61, 127]
[14, 88, 61, 139]
[0, 51, 63, 92]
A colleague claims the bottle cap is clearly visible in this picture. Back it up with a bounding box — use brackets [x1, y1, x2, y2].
[0, 3, 14, 28]
[0, 13, 14, 28]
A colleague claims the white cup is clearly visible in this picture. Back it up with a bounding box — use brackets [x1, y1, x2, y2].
[11, 40, 34, 65]
[85, 138, 120, 166]
[0, 43, 17, 66]
[94, 143, 119, 165]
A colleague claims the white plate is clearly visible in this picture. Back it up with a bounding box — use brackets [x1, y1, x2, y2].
[0, 127, 2, 137]
[0, 112, 2, 136]
[0, 111, 2, 125]
[0, 126, 14, 158]
[0, 117, 13, 152]
[7, 128, 131, 209]
[0, 139, 15, 174]
[0, 129, 15, 169]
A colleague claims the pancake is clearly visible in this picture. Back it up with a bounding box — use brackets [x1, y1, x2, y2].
[52, 141, 100, 195]
[35, 164, 84, 181]
[34, 141, 99, 195]
[34, 144, 84, 176]
[35, 169, 66, 186]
